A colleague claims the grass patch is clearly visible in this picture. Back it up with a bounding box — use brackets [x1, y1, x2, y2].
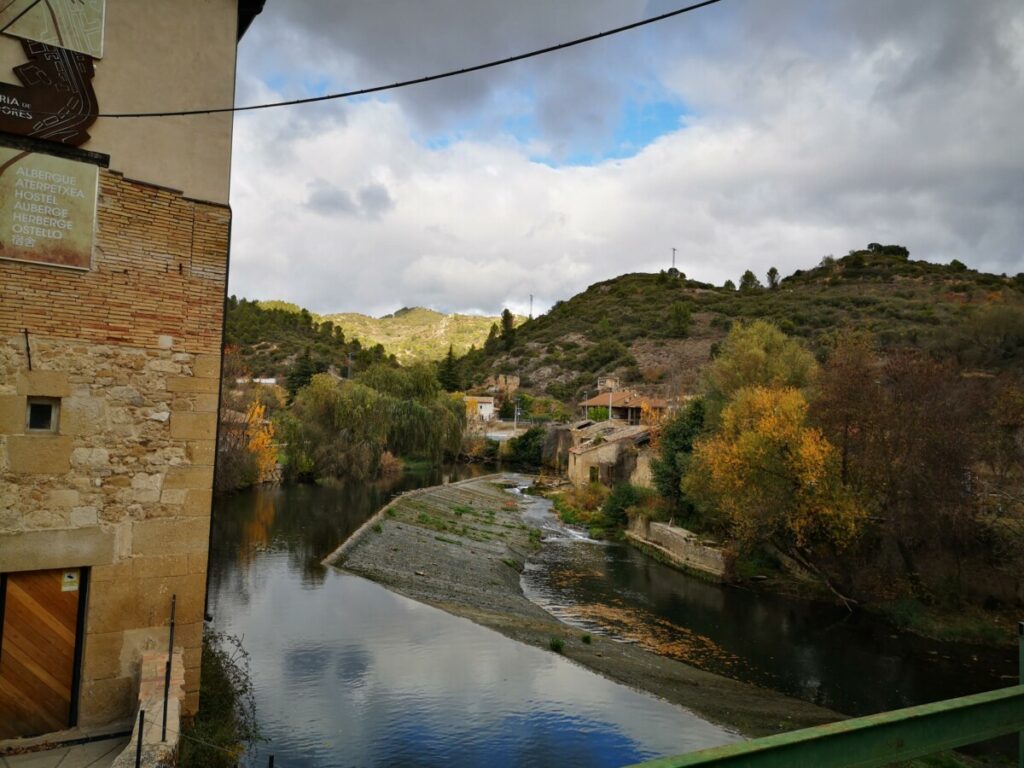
[371, 522, 383, 533]
[434, 535, 462, 545]
[416, 511, 450, 533]
[501, 557, 518, 569]
[875, 598, 1009, 645]
[581, 633, 592, 645]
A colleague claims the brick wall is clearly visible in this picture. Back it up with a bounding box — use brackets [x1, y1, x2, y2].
[0, 168, 229, 729]
[0, 170, 229, 353]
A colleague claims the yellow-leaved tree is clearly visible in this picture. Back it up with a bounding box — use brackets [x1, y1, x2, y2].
[245, 400, 277, 483]
[684, 386, 864, 551]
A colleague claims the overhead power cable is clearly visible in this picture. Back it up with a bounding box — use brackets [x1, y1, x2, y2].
[95, 0, 722, 119]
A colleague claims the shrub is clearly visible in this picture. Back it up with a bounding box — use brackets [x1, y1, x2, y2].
[602, 483, 655, 528]
[506, 427, 545, 467]
[549, 637, 565, 653]
[179, 631, 262, 768]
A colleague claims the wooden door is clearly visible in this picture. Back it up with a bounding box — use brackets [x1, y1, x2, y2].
[0, 568, 86, 739]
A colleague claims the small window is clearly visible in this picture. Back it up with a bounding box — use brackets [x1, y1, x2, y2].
[26, 397, 60, 433]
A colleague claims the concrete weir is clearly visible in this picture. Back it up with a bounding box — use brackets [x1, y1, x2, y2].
[323, 474, 840, 739]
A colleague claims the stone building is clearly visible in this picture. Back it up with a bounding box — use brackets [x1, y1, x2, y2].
[0, 0, 264, 743]
[579, 390, 668, 425]
[566, 421, 653, 489]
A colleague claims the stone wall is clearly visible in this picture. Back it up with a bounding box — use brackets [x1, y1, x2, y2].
[0, 169, 229, 730]
[111, 649, 185, 768]
[627, 517, 726, 580]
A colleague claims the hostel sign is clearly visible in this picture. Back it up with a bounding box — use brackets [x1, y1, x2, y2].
[0, 147, 97, 269]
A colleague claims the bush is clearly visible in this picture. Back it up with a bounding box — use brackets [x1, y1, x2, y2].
[506, 427, 545, 467]
[549, 637, 565, 653]
[179, 631, 262, 768]
[602, 483, 655, 528]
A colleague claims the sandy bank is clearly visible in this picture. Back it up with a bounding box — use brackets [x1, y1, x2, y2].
[324, 474, 838, 738]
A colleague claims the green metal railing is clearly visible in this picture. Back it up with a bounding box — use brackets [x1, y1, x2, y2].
[628, 622, 1024, 768]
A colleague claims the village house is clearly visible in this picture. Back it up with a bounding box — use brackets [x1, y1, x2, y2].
[464, 394, 496, 422]
[580, 390, 668, 425]
[566, 421, 654, 489]
[0, 0, 263, 746]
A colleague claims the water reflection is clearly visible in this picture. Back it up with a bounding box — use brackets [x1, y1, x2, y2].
[209, 470, 735, 768]
[522, 534, 1016, 717]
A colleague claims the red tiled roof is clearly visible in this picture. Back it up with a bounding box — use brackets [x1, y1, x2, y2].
[580, 391, 667, 409]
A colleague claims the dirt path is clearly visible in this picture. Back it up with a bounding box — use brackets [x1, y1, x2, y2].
[324, 474, 839, 738]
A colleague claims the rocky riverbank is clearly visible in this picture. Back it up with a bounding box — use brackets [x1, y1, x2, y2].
[324, 474, 839, 738]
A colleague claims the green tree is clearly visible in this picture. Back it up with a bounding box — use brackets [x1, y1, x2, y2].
[285, 347, 316, 402]
[766, 266, 780, 290]
[723, 279, 736, 291]
[651, 399, 705, 510]
[498, 398, 515, 419]
[357, 362, 440, 402]
[500, 308, 516, 350]
[602, 483, 654, 528]
[701, 320, 818, 421]
[506, 426, 545, 466]
[739, 270, 762, 292]
[667, 302, 692, 338]
[484, 322, 500, 353]
[437, 345, 462, 392]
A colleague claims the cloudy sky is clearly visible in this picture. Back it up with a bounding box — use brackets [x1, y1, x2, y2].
[229, 0, 1023, 318]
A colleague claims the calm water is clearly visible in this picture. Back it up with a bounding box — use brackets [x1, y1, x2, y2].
[518, 494, 1017, 717]
[207, 469, 735, 768]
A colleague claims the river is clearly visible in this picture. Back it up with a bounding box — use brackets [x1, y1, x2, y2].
[207, 467, 734, 768]
[208, 469, 1017, 766]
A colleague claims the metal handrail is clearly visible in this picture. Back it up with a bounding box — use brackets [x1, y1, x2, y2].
[626, 685, 1024, 768]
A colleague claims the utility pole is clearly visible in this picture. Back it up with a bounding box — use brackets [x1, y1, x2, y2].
[672, 247, 677, 270]
[529, 294, 533, 320]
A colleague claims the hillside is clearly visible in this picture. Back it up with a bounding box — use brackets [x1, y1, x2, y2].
[322, 307, 518, 363]
[461, 245, 1024, 401]
[224, 297, 394, 379]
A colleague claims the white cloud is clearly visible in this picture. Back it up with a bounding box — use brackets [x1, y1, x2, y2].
[229, 0, 1024, 317]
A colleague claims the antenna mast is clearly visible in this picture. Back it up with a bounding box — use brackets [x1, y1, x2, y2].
[672, 247, 677, 270]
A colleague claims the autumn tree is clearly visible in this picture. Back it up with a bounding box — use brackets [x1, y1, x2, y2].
[245, 401, 277, 483]
[810, 332, 880, 484]
[684, 387, 865, 551]
[812, 343, 1004, 598]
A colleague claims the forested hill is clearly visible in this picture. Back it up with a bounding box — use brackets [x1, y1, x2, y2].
[224, 297, 394, 379]
[460, 244, 1024, 401]
[321, 307, 518, 363]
